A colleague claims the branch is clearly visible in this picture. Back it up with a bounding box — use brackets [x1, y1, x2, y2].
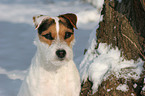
[122, 33, 145, 60]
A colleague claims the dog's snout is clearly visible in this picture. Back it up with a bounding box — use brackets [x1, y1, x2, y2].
[56, 49, 66, 59]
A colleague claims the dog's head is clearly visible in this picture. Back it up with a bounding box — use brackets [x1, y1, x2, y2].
[33, 13, 77, 67]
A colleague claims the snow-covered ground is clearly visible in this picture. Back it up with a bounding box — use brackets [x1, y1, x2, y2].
[0, 0, 102, 96]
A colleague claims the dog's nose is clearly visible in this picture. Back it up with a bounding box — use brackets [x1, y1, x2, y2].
[56, 49, 66, 59]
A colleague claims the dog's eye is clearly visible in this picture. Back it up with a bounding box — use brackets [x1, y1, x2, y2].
[43, 33, 54, 40]
[64, 32, 73, 39]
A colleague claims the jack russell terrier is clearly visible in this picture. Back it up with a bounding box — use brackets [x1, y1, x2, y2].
[18, 13, 80, 96]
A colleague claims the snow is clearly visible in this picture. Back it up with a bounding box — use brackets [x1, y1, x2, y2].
[116, 84, 129, 92]
[117, 0, 122, 3]
[131, 93, 135, 96]
[107, 89, 111, 92]
[0, 0, 101, 96]
[0, 1, 99, 25]
[142, 86, 145, 91]
[110, 0, 122, 3]
[80, 41, 144, 93]
[133, 83, 137, 88]
[83, 0, 104, 10]
[0, 67, 26, 80]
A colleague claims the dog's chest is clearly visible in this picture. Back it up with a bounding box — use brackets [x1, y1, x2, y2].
[27, 61, 79, 96]
[38, 69, 73, 95]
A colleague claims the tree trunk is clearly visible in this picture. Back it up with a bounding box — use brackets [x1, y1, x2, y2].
[80, 0, 145, 96]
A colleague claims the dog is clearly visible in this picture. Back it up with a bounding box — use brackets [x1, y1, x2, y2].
[17, 13, 80, 96]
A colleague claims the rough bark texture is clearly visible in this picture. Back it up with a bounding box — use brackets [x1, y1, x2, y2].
[80, 0, 145, 96]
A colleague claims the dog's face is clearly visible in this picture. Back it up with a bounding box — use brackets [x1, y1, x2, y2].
[33, 13, 77, 67]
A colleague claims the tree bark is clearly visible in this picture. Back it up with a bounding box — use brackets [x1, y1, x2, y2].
[80, 0, 145, 96]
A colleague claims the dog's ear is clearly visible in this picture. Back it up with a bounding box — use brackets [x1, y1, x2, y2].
[33, 15, 50, 30]
[59, 13, 78, 29]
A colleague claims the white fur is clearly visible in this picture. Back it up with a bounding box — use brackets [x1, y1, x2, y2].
[18, 16, 80, 96]
[52, 17, 59, 34]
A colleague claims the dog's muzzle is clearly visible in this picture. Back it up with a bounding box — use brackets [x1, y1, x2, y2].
[56, 49, 66, 60]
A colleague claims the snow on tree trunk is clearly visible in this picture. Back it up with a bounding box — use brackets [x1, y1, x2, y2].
[80, 0, 145, 96]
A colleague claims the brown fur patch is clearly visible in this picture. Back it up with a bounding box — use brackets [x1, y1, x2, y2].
[59, 17, 74, 46]
[38, 17, 74, 47]
[38, 20, 57, 46]
[58, 13, 77, 29]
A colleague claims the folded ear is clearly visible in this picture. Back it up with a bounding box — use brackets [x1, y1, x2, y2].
[59, 13, 78, 29]
[33, 15, 50, 29]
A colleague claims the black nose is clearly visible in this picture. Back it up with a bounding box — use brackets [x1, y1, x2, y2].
[56, 49, 66, 59]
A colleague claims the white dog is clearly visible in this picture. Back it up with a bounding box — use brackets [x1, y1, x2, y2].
[18, 13, 80, 96]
